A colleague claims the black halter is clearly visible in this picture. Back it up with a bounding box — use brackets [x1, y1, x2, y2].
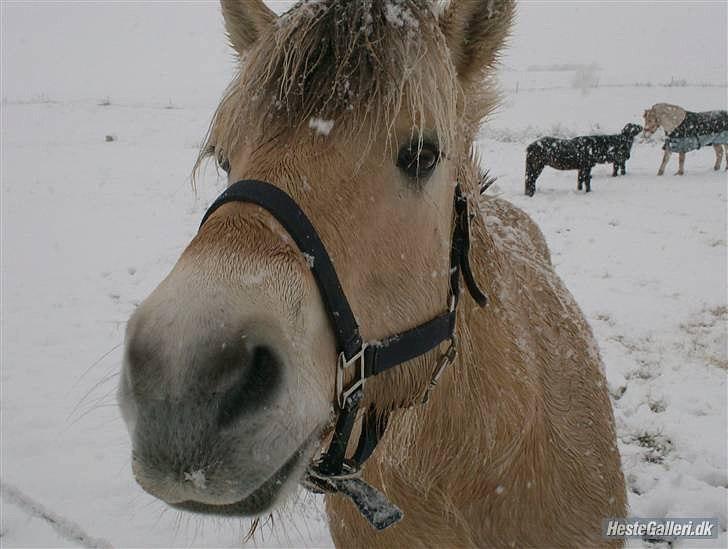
[200, 179, 486, 530]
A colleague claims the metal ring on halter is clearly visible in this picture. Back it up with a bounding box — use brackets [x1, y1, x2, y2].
[303, 460, 362, 494]
[422, 335, 458, 404]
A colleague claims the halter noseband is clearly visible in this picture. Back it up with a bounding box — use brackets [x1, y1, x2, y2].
[200, 179, 486, 530]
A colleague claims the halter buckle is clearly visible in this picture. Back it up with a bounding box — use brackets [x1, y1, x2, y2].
[306, 458, 361, 492]
[422, 335, 458, 404]
[304, 459, 403, 531]
[336, 344, 368, 409]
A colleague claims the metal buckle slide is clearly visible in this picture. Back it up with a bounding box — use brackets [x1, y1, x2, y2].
[336, 344, 368, 409]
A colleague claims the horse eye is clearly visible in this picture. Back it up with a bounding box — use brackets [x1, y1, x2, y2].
[216, 153, 230, 174]
[397, 142, 441, 180]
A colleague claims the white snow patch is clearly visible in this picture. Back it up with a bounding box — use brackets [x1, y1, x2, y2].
[308, 117, 335, 136]
[384, 1, 419, 29]
[183, 470, 207, 490]
[486, 0, 498, 19]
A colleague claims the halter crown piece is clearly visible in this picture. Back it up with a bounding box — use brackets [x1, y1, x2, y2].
[200, 179, 487, 530]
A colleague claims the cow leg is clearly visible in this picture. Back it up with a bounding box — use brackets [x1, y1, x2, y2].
[579, 167, 592, 192]
[657, 150, 671, 176]
[585, 168, 592, 192]
[612, 163, 618, 177]
[525, 154, 545, 197]
[621, 162, 626, 175]
[676, 152, 685, 175]
[713, 145, 723, 171]
[723, 144, 728, 170]
[577, 170, 583, 191]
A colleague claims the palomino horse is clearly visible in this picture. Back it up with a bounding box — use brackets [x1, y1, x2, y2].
[118, 1, 626, 546]
[643, 103, 728, 176]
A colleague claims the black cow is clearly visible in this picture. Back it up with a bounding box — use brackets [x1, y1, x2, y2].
[525, 123, 643, 196]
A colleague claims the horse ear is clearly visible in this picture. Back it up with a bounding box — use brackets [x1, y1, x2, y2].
[220, 0, 276, 57]
[440, 0, 515, 84]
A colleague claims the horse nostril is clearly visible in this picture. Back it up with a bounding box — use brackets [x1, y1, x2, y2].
[216, 345, 283, 428]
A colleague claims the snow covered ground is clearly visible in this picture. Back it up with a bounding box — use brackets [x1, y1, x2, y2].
[2, 2, 726, 548]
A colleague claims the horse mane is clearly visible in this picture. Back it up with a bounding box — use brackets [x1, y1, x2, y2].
[195, 0, 460, 179]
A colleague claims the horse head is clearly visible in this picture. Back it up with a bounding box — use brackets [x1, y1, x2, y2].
[118, 0, 513, 519]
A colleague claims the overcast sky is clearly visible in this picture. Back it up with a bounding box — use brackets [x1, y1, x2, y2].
[506, 1, 726, 84]
[2, 1, 726, 104]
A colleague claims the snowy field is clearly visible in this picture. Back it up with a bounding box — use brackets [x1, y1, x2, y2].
[2, 2, 726, 548]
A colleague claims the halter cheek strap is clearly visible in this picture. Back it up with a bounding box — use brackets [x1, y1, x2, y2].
[200, 179, 487, 530]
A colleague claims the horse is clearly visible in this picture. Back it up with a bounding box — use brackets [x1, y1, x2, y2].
[118, 1, 626, 547]
[524, 123, 643, 196]
[643, 103, 728, 175]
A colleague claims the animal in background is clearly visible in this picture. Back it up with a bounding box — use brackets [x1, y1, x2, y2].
[643, 103, 728, 175]
[525, 123, 643, 196]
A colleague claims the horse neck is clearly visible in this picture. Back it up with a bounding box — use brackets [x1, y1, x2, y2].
[655, 103, 687, 133]
[371, 175, 545, 471]
[368, 244, 541, 494]
[427, 158, 544, 427]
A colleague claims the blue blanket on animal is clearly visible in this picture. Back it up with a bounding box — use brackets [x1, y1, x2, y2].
[664, 110, 728, 153]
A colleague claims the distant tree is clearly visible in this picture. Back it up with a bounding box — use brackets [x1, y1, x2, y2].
[572, 63, 600, 95]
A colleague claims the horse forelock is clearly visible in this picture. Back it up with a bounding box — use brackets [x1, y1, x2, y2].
[195, 0, 461, 179]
